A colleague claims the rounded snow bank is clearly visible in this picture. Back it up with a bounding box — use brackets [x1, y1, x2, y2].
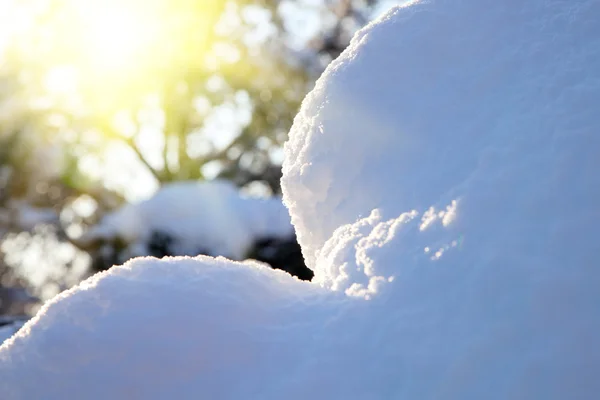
[3, 0, 600, 398]
[282, 0, 600, 273]
[0, 257, 333, 398]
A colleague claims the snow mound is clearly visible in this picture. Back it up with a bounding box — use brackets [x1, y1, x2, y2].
[2, 0, 600, 398]
[83, 180, 294, 260]
[0, 257, 335, 398]
[282, 0, 600, 271]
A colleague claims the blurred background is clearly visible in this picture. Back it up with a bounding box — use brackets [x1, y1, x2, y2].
[0, 0, 399, 318]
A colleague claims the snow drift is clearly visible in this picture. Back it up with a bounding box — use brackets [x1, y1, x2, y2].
[2, 0, 600, 398]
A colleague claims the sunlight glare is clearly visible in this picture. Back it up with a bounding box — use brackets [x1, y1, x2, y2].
[75, 2, 156, 73]
[36, 0, 226, 114]
[44, 65, 79, 95]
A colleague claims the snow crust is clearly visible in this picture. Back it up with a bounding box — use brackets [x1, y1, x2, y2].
[83, 180, 294, 260]
[2, 0, 600, 398]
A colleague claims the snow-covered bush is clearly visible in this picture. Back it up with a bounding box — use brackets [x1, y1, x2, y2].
[2, 0, 600, 398]
[79, 180, 312, 280]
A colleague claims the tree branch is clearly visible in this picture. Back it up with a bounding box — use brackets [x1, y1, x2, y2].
[122, 136, 164, 182]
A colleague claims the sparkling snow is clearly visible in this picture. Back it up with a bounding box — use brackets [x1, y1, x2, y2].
[2, 0, 600, 398]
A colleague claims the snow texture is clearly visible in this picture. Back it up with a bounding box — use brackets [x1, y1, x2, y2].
[82, 180, 295, 260]
[2, 0, 600, 398]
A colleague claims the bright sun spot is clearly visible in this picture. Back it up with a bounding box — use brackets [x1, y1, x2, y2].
[21, 0, 226, 119]
[45, 65, 79, 95]
[34, 0, 224, 108]
[4, 0, 232, 199]
[75, 2, 157, 73]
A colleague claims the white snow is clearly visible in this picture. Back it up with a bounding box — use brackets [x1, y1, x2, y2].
[0, 323, 24, 345]
[0, 257, 335, 398]
[0, 316, 28, 344]
[81, 180, 295, 260]
[0, 327, 15, 344]
[2, 0, 600, 398]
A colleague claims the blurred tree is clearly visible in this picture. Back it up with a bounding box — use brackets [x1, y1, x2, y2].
[0, 0, 384, 305]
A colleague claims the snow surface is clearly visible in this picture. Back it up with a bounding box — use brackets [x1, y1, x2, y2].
[2, 0, 600, 398]
[82, 180, 295, 260]
[0, 317, 27, 344]
[0, 326, 16, 344]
